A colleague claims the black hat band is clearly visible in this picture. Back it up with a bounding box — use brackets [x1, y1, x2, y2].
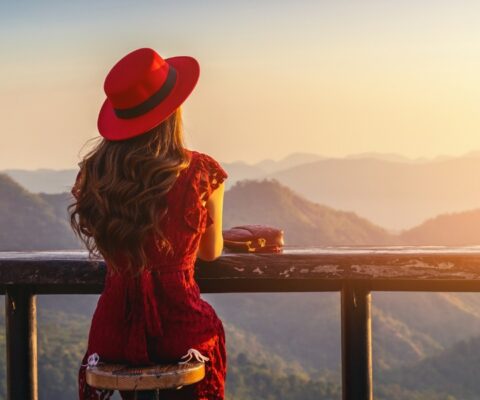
[113, 65, 177, 120]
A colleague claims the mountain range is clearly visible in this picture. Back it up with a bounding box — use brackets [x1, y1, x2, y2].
[3, 167, 480, 398]
[224, 179, 393, 246]
[4, 173, 480, 365]
[4, 151, 480, 230]
[0, 174, 79, 251]
[265, 155, 480, 231]
[3, 170, 480, 250]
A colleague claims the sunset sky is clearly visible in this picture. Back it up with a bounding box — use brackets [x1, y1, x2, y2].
[1, 0, 480, 169]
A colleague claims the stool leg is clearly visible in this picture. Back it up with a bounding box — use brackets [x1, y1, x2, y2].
[135, 390, 157, 400]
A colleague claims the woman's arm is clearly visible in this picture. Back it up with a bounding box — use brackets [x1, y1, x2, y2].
[197, 182, 225, 261]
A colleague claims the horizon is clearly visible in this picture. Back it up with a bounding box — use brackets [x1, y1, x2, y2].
[2, 1, 480, 169]
[2, 149, 480, 172]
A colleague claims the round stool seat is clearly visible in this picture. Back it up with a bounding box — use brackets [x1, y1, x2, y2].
[86, 361, 205, 391]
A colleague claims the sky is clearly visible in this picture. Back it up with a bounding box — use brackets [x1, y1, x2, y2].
[1, 0, 480, 169]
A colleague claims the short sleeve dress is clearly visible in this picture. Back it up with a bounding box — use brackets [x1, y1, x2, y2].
[75, 149, 228, 400]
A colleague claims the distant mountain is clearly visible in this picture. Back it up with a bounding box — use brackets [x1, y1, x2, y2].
[0, 152, 324, 194]
[400, 208, 480, 245]
[345, 152, 455, 164]
[219, 162, 266, 190]
[0, 173, 80, 251]
[207, 152, 326, 190]
[38, 192, 73, 221]
[345, 152, 430, 163]
[254, 152, 326, 174]
[223, 179, 394, 246]
[29, 177, 395, 247]
[267, 155, 480, 230]
[1, 168, 77, 194]
[7, 152, 480, 231]
[7, 171, 480, 249]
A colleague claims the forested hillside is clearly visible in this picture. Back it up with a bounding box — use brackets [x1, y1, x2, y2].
[224, 179, 394, 245]
[0, 174, 80, 251]
[400, 209, 480, 245]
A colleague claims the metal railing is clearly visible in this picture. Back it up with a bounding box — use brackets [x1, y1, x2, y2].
[2, 247, 480, 400]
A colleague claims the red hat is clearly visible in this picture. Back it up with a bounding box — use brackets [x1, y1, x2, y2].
[97, 48, 200, 141]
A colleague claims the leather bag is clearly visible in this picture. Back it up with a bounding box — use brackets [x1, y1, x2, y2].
[222, 224, 284, 253]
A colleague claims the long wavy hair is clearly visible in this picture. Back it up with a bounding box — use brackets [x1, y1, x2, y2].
[68, 107, 190, 277]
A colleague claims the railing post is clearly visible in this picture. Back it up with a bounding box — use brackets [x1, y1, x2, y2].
[5, 285, 38, 400]
[341, 282, 372, 400]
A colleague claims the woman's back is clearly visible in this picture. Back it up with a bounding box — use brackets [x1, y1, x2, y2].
[142, 148, 228, 267]
[77, 148, 229, 400]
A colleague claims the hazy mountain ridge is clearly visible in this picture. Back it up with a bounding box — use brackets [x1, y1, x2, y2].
[226, 178, 480, 247]
[0, 173, 79, 251]
[267, 155, 480, 230]
[0, 173, 397, 249]
[2, 168, 78, 195]
[1, 151, 323, 194]
[224, 179, 394, 246]
[5, 151, 480, 231]
[400, 209, 480, 245]
[5, 172, 480, 250]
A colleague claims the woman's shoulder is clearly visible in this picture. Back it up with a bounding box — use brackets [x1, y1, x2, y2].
[183, 149, 228, 196]
[187, 149, 227, 174]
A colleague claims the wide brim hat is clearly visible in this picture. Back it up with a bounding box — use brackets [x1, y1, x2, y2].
[98, 48, 200, 141]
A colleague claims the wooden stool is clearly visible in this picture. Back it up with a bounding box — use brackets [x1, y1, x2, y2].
[86, 361, 206, 399]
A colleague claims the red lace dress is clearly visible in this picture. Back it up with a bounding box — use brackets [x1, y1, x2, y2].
[75, 149, 228, 400]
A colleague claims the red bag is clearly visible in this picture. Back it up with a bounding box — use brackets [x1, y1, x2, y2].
[222, 224, 284, 253]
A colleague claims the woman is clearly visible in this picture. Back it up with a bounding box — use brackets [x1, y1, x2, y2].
[69, 48, 228, 400]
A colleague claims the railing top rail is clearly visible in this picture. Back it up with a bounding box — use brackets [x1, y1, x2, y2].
[2, 247, 480, 293]
[3, 245, 480, 259]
